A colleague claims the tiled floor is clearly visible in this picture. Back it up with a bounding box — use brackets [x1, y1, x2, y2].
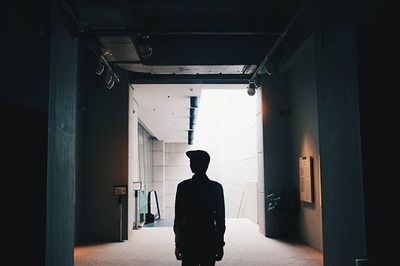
[75, 218, 323, 266]
[143, 219, 174, 227]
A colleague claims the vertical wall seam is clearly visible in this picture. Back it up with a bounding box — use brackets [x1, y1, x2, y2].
[162, 141, 166, 218]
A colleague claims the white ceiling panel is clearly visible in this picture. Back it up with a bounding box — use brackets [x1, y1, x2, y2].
[132, 84, 245, 142]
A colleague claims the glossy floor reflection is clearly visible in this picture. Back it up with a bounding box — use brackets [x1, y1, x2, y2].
[143, 219, 174, 228]
[75, 218, 323, 266]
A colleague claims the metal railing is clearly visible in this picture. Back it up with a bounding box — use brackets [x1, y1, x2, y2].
[145, 190, 161, 224]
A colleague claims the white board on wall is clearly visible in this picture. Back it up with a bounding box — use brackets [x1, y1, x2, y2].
[299, 156, 313, 203]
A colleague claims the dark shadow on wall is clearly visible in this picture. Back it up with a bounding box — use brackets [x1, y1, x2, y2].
[357, 4, 400, 265]
[2, 0, 51, 263]
[75, 43, 129, 244]
[0, 99, 48, 265]
[265, 187, 299, 239]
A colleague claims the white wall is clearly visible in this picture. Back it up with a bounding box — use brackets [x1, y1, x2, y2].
[152, 141, 224, 220]
[148, 89, 260, 222]
[216, 90, 258, 222]
[152, 142, 193, 220]
[194, 89, 259, 223]
[164, 143, 193, 219]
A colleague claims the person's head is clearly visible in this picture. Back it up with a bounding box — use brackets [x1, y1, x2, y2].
[186, 150, 210, 174]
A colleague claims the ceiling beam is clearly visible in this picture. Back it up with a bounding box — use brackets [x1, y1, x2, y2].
[83, 29, 282, 37]
[129, 73, 251, 84]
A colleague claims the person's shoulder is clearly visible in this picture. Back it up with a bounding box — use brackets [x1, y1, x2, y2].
[209, 180, 223, 190]
[177, 178, 193, 188]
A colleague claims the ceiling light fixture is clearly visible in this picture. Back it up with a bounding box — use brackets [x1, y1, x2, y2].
[104, 69, 113, 88]
[136, 35, 153, 59]
[89, 44, 120, 90]
[247, 77, 261, 96]
[247, 0, 310, 96]
[247, 83, 256, 96]
[106, 78, 115, 90]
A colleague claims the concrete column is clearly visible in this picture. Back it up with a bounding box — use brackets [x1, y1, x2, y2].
[46, 4, 78, 265]
[314, 26, 367, 266]
[256, 88, 266, 235]
[287, 35, 322, 251]
[152, 140, 165, 218]
[260, 74, 292, 238]
[79, 56, 129, 242]
[356, 16, 399, 264]
[129, 87, 140, 235]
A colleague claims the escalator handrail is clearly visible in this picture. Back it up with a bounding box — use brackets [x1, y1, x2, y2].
[147, 190, 161, 220]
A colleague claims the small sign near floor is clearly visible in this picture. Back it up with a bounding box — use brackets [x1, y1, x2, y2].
[299, 156, 313, 203]
[113, 185, 127, 196]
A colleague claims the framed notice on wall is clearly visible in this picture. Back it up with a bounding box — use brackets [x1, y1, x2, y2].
[299, 156, 313, 203]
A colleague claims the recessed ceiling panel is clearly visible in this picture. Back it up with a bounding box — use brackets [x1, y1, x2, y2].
[119, 64, 257, 74]
[132, 84, 246, 142]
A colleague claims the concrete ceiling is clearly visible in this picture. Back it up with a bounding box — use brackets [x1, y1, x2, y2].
[133, 84, 245, 142]
[77, 0, 305, 76]
[80, 0, 303, 33]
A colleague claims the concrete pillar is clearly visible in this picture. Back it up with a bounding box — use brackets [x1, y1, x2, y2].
[256, 88, 266, 235]
[314, 26, 367, 266]
[46, 3, 78, 265]
[287, 35, 322, 251]
[152, 140, 166, 218]
[356, 16, 399, 264]
[260, 74, 292, 238]
[129, 87, 140, 235]
[78, 51, 129, 242]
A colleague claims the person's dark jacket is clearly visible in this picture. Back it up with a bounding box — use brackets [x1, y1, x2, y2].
[174, 174, 225, 258]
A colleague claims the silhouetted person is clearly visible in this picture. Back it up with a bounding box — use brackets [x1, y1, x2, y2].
[174, 150, 225, 266]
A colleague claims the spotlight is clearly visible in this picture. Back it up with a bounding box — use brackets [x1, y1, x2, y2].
[96, 59, 105, 75]
[247, 82, 256, 96]
[137, 35, 153, 59]
[138, 44, 152, 59]
[104, 69, 113, 86]
[106, 79, 115, 90]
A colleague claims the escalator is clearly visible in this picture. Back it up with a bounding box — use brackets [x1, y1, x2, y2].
[143, 190, 173, 227]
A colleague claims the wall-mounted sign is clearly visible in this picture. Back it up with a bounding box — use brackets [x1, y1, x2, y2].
[299, 156, 313, 203]
[132, 182, 142, 191]
[113, 186, 127, 196]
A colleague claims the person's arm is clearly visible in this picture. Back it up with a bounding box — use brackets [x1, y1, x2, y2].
[173, 183, 183, 260]
[215, 183, 226, 260]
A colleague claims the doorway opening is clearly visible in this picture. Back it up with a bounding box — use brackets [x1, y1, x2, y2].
[126, 84, 263, 230]
[192, 88, 259, 223]
[74, 83, 323, 265]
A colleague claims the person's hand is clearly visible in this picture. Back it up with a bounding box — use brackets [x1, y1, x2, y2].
[215, 246, 224, 261]
[175, 247, 183, 260]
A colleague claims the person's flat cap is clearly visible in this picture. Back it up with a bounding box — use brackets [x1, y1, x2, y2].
[186, 150, 210, 163]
